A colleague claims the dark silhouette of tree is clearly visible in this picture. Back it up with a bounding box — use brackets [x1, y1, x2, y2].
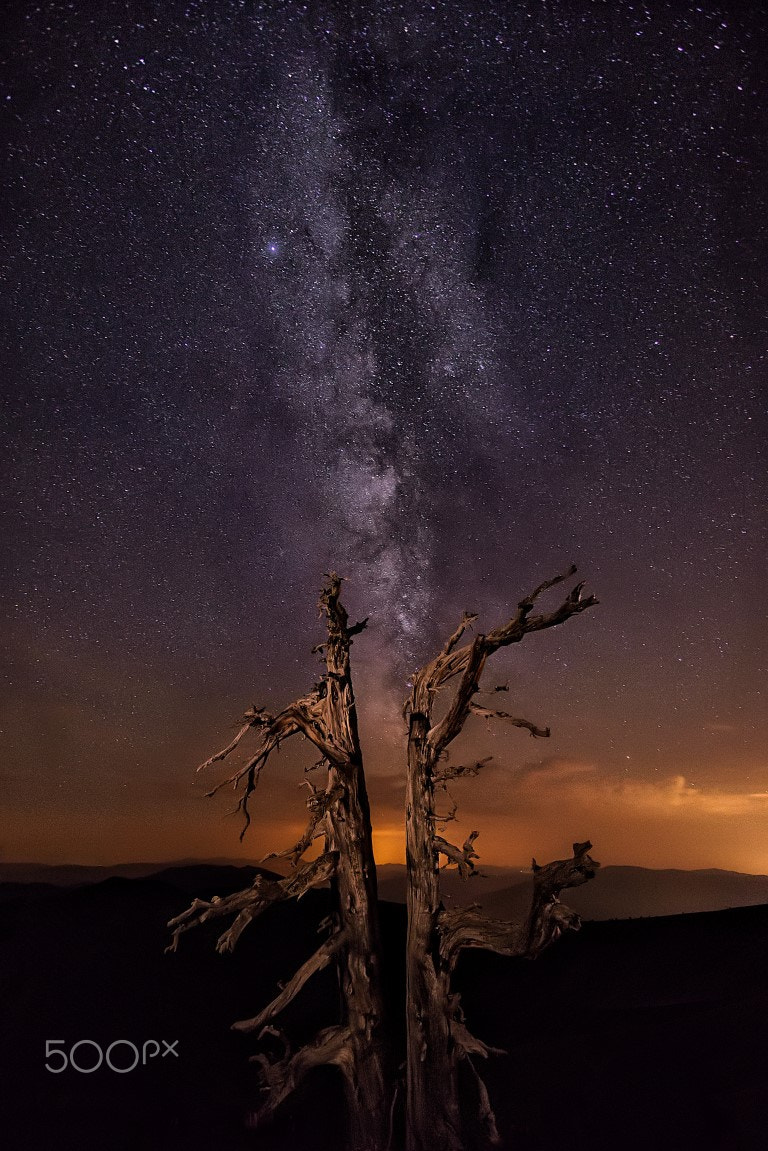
[168, 566, 598, 1151]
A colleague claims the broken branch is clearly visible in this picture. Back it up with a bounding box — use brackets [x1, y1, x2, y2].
[434, 830, 480, 879]
[262, 781, 344, 866]
[438, 841, 599, 970]
[433, 756, 492, 785]
[438, 907, 528, 970]
[527, 840, 599, 953]
[165, 852, 338, 954]
[442, 611, 479, 657]
[469, 703, 550, 738]
[250, 1025, 354, 1124]
[232, 929, 349, 1034]
[196, 708, 269, 773]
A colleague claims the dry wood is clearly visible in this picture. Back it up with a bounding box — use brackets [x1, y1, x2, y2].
[469, 702, 551, 738]
[405, 566, 598, 1151]
[262, 780, 345, 866]
[232, 928, 349, 1034]
[438, 841, 600, 970]
[433, 830, 481, 879]
[166, 852, 337, 954]
[250, 1025, 354, 1124]
[433, 755, 492, 784]
[168, 575, 392, 1151]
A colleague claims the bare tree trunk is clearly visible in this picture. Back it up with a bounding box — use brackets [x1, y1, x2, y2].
[405, 567, 599, 1151]
[405, 708, 463, 1150]
[169, 576, 392, 1151]
[321, 579, 391, 1150]
[328, 760, 391, 1150]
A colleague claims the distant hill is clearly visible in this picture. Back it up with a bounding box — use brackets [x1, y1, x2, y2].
[4, 860, 768, 921]
[376, 863, 768, 920]
[147, 863, 283, 896]
[376, 862, 529, 906]
[481, 865, 768, 921]
[0, 865, 388, 1151]
[0, 858, 263, 887]
[0, 881, 61, 904]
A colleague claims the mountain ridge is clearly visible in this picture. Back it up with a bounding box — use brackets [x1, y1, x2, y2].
[4, 860, 768, 920]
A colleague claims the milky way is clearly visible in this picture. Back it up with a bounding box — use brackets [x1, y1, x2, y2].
[2, 0, 767, 868]
[246, 17, 516, 667]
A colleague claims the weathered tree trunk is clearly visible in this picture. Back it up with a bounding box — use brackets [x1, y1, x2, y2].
[320, 579, 391, 1150]
[405, 700, 463, 1149]
[405, 567, 599, 1151]
[328, 754, 391, 1151]
[169, 575, 392, 1151]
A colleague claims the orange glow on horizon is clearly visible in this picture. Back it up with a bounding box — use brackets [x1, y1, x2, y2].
[5, 767, 768, 875]
[371, 827, 406, 866]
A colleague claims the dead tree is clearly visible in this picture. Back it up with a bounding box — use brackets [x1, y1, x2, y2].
[404, 565, 599, 1151]
[167, 575, 393, 1151]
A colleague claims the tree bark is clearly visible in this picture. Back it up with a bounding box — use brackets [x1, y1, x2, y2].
[404, 567, 598, 1151]
[405, 705, 463, 1150]
[170, 575, 392, 1151]
[320, 578, 391, 1151]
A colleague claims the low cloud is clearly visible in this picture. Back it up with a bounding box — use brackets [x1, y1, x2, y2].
[361, 757, 768, 871]
[460, 757, 768, 820]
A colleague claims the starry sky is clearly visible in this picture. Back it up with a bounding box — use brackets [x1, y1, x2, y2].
[3, 0, 767, 872]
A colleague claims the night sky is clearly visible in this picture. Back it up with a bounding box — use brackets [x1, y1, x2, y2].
[3, 0, 766, 872]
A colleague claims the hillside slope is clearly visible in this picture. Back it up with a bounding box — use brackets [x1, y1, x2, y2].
[1, 866, 766, 1149]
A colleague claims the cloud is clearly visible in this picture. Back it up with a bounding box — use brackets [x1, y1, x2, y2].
[359, 756, 768, 869]
[516, 756, 599, 783]
[594, 773, 768, 819]
[498, 761, 768, 820]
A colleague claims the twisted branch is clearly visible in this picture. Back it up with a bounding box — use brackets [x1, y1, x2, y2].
[527, 840, 599, 953]
[197, 694, 350, 841]
[165, 852, 338, 954]
[433, 756, 493, 785]
[438, 841, 600, 971]
[442, 611, 480, 657]
[469, 703, 550, 738]
[232, 929, 349, 1034]
[195, 707, 271, 773]
[249, 1025, 354, 1125]
[434, 830, 481, 879]
[262, 780, 344, 866]
[422, 566, 597, 756]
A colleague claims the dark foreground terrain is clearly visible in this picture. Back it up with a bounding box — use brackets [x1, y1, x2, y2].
[1, 865, 767, 1150]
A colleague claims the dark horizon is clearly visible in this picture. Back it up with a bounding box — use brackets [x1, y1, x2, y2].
[5, 855, 768, 878]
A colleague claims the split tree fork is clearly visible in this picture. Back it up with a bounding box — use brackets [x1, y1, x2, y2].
[167, 566, 598, 1151]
